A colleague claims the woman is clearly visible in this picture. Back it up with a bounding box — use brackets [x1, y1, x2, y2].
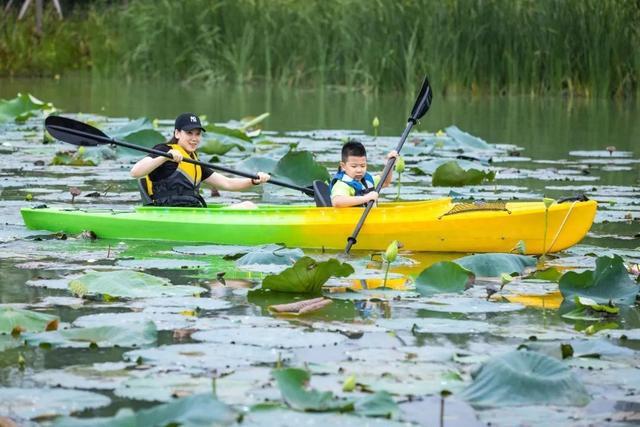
[130, 112, 270, 207]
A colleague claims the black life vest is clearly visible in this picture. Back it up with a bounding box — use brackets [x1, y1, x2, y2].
[147, 144, 207, 207]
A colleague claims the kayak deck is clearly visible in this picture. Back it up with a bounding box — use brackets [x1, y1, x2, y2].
[20, 198, 597, 254]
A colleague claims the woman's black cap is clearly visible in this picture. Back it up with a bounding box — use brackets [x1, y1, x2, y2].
[174, 113, 206, 132]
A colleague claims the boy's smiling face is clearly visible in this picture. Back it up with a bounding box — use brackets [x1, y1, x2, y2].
[340, 155, 368, 181]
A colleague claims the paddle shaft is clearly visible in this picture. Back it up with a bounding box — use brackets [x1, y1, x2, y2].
[47, 124, 314, 196]
[344, 119, 416, 254]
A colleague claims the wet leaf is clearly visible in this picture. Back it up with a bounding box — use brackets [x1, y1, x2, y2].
[261, 256, 354, 294]
[114, 373, 212, 402]
[455, 253, 536, 277]
[0, 307, 59, 334]
[526, 267, 563, 282]
[559, 255, 638, 305]
[236, 244, 304, 267]
[445, 125, 493, 150]
[24, 321, 157, 348]
[191, 326, 345, 348]
[0, 93, 56, 123]
[460, 350, 590, 407]
[415, 261, 475, 296]
[272, 367, 353, 412]
[432, 161, 495, 187]
[272, 150, 330, 187]
[68, 270, 205, 299]
[54, 393, 237, 426]
[0, 387, 110, 420]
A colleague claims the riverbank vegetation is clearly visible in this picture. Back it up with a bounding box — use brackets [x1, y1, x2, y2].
[1, 0, 638, 97]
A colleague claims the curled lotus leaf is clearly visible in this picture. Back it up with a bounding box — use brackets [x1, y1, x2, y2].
[460, 350, 590, 407]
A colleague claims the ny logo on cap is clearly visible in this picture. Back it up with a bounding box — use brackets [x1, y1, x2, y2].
[190, 116, 197, 123]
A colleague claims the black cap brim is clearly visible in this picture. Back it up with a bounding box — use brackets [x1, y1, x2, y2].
[179, 124, 206, 132]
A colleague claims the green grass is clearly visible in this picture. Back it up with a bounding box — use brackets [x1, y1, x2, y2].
[2, 0, 638, 97]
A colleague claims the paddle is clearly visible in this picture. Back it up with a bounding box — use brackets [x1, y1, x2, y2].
[44, 115, 316, 198]
[343, 75, 433, 254]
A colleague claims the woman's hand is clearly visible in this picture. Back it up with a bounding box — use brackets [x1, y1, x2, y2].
[386, 150, 399, 160]
[167, 149, 184, 163]
[252, 172, 271, 185]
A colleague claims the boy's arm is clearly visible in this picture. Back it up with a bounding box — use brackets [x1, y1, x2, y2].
[380, 150, 399, 188]
[332, 192, 378, 208]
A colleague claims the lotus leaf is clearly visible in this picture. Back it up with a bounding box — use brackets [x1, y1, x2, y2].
[206, 123, 252, 142]
[272, 368, 353, 412]
[526, 267, 563, 282]
[415, 261, 474, 296]
[559, 255, 638, 305]
[455, 253, 537, 277]
[24, 321, 157, 348]
[111, 117, 154, 138]
[445, 125, 493, 150]
[376, 318, 492, 334]
[124, 343, 287, 371]
[460, 350, 590, 407]
[235, 155, 278, 175]
[115, 373, 212, 402]
[432, 160, 495, 187]
[32, 362, 132, 390]
[261, 256, 354, 294]
[68, 270, 205, 299]
[73, 311, 193, 331]
[54, 393, 237, 426]
[272, 150, 330, 187]
[0, 307, 59, 334]
[236, 244, 304, 267]
[0, 93, 56, 123]
[119, 129, 165, 156]
[0, 387, 110, 420]
[51, 148, 102, 166]
[241, 408, 408, 427]
[191, 326, 345, 348]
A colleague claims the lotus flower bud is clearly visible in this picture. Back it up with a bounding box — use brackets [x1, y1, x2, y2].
[385, 240, 399, 263]
[543, 198, 555, 209]
[372, 116, 380, 129]
[342, 374, 356, 392]
[395, 155, 405, 173]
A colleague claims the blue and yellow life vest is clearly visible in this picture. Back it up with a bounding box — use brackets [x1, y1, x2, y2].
[329, 170, 376, 196]
[147, 144, 207, 207]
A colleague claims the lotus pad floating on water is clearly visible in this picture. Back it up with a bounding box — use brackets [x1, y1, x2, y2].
[0, 387, 110, 420]
[0, 307, 59, 334]
[460, 350, 590, 407]
[23, 321, 157, 348]
[68, 270, 205, 299]
[53, 393, 238, 426]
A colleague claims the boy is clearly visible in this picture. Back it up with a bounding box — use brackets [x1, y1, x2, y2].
[330, 141, 398, 207]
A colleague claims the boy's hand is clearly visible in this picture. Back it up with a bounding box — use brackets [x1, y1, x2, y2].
[364, 191, 379, 203]
[387, 150, 399, 160]
[167, 149, 184, 163]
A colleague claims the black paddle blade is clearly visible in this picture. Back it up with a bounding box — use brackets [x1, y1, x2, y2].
[409, 75, 433, 123]
[45, 115, 110, 147]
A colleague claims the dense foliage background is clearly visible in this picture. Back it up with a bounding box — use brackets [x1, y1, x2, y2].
[1, 0, 638, 97]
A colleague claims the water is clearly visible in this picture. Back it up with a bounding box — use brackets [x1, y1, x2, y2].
[0, 75, 639, 425]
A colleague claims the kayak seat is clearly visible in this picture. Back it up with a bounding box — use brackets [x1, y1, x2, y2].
[312, 180, 332, 207]
[137, 177, 154, 206]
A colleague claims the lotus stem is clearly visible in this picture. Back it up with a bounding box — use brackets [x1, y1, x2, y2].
[382, 261, 391, 289]
[395, 172, 402, 200]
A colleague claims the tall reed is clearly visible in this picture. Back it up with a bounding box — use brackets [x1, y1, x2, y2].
[3, 0, 639, 98]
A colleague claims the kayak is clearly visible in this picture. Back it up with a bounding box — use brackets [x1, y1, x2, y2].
[20, 198, 596, 254]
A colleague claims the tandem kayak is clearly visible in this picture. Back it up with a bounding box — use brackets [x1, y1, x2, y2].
[20, 198, 597, 254]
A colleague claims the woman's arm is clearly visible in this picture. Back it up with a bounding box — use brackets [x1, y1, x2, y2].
[203, 171, 270, 191]
[130, 149, 183, 178]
